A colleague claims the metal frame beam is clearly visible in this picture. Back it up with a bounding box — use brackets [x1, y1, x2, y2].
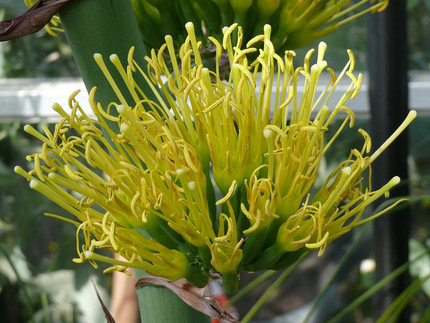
[368, 1, 410, 321]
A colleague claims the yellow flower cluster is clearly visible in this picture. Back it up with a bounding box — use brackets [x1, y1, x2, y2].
[16, 23, 414, 293]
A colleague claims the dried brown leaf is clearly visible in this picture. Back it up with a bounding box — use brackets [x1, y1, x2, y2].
[136, 276, 240, 323]
[0, 0, 76, 41]
[91, 280, 116, 323]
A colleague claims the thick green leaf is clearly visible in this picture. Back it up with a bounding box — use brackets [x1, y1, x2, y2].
[409, 239, 430, 297]
[240, 252, 309, 323]
[303, 226, 368, 323]
[0, 242, 34, 321]
[376, 273, 430, 322]
[59, 0, 154, 111]
[327, 248, 430, 323]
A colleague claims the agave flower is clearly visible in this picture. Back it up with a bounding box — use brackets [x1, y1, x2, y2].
[132, 0, 389, 51]
[16, 23, 414, 293]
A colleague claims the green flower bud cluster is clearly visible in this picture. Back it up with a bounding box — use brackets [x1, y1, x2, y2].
[131, 0, 389, 52]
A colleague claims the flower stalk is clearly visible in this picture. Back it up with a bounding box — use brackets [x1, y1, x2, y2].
[58, 0, 153, 110]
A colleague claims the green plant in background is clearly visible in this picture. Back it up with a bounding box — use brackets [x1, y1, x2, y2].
[408, 0, 430, 70]
[0, 0, 78, 77]
[0, 123, 112, 322]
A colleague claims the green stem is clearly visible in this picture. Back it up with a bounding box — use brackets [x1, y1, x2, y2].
[236, 184, 250, 236]
[58, 1, 210, 322]
[59, 0, 152, 109]
[419, 301, 430, 323]
[135, 269, 210, 323]
[376, 273, 430, 323]
[241, 251, 309, 323]
[41, 291, 51, 323]
[241, 229, 266, 265]
[0, 242, 34, 322]
[203, 165, 217, 233]
[269, 248, 308, 270]
[327, 249, 430, 323]
[244, 243, 283, 271]
[222, 271, 240, 294]
[228, 270, 276, 305]
[303, 225, 367, 323]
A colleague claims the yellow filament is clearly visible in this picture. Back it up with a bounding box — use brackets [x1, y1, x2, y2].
[370, 110, 417, 163]
[216, 181, 238, 205]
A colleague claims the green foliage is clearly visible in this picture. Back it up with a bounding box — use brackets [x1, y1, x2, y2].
[283, 0, 430, 71]
[2, 32, 79, 78]
[0, 123, 110, 322]
[408, 0, 430, 70]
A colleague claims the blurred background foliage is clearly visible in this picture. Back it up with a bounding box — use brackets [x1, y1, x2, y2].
[0, 122, 111, 322]
[0, 0, 430, 322]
